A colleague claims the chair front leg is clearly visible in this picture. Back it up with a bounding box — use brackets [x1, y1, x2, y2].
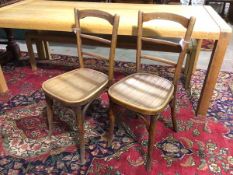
[45, 94, 53, 139]
[107, 99, 115, 147]
[75, 106, 85, 165]
[146, 115, 158, 171]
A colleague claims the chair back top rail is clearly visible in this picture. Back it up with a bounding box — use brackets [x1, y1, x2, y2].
[74, 9, 120, 82]
[76, 9, 115, 25]
[142, 12, 190, 27]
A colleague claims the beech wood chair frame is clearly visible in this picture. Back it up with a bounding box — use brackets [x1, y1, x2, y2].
[107, 11, 196, 171]
[43, 9, 119, 165]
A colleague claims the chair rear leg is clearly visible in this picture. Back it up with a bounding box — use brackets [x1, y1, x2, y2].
[45, 94, 53, 139]
[76, 106, 85, 165]
[184, 52, 190, 76]
[107, 99, 115, 147]
[146, 115, 157, 171]
[170, 97, 178, 132]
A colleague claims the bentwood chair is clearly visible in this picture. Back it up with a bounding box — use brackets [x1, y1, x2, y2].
[42, 9, 119, 164]
[107, 11, 195, 170]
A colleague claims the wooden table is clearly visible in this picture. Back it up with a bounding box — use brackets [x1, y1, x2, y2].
[0, 0, 231, 116]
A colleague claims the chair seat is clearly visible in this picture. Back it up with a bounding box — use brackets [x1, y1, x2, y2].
[42, 68, 108, 105]
[108, 73, 174, 114]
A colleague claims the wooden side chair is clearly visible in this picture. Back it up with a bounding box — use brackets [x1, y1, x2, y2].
[107, 11, 195, 171]
[42, 9, 119, 164]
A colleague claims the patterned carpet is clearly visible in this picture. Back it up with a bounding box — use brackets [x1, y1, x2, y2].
[201, 39, 215, 51]
[0, 52, 232, 175]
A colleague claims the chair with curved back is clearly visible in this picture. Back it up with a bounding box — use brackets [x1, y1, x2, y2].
[107, 11, 195, 170]
[42, 9, 119, 164]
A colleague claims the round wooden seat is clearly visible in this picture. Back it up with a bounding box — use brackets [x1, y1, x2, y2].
[109, 73, 174, 115]
[42, 68, 108, 105]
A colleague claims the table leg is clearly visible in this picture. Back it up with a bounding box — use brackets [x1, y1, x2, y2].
[35, 39, 49, 60]
[44, 41, 51, 60]
[0, 65, 8, 93]
[184, 39, 202, 89]
[4, 28, 21, 60]
[196, 32, 231, 116]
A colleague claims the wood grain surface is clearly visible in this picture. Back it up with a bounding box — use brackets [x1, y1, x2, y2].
[0, 0, 230, 39]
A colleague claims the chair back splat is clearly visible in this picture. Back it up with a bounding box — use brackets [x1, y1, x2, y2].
[74, 9, 120, 83]
[136, 11, 196, 90]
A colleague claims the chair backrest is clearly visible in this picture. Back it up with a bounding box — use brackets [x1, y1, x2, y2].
[74, 9, 120, 83]
[136, 11, 196, 87]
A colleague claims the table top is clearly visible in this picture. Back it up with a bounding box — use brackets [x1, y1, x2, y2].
[0, 0, 231, 39]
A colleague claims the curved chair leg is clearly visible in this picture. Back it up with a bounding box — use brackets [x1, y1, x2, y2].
[76, 106, 85, 165]
[170, 97, 178, 132]
[146, 116, 158, 171]
[107, 99, 115, 147]
[45, 94, 53, 139]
